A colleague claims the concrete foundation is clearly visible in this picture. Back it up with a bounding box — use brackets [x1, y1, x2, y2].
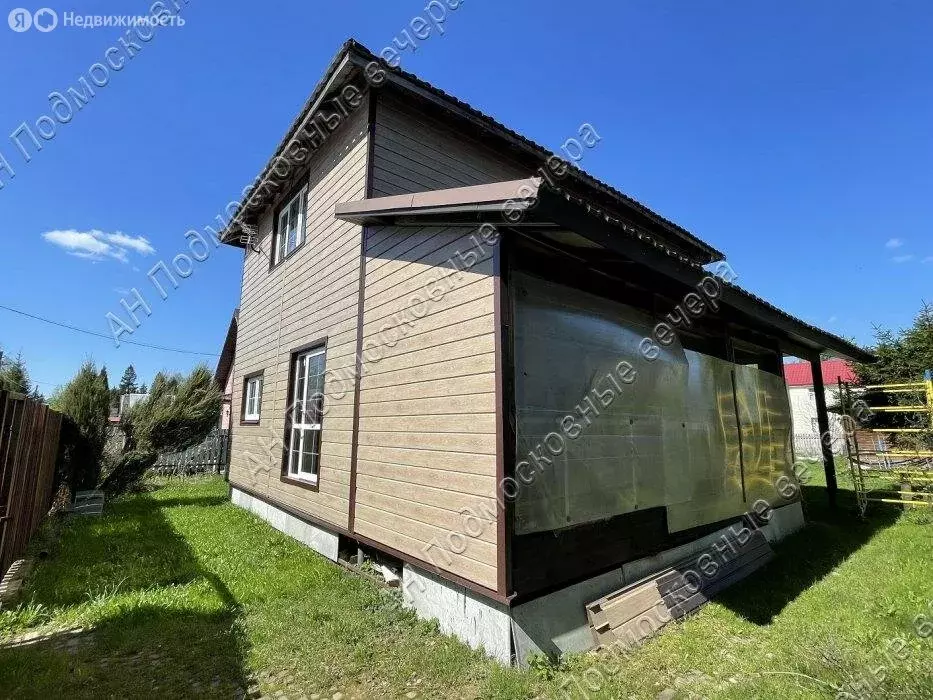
[231, 487, 806, 667]
[230, 487, 339, 562]
[402, 565, 512, 665]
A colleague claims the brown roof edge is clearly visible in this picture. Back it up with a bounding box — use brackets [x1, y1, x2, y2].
[220, 39, 359, 246]
[214, 309, 239, 386]
[334, 178, 539, 223]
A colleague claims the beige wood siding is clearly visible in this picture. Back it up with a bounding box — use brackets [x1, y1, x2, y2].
[355, 225, 499, 590]
[229, 97, 369, 531]
[371, 90, 527, 197]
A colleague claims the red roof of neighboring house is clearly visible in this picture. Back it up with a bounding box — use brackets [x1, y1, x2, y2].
[783, 359, 857, 387]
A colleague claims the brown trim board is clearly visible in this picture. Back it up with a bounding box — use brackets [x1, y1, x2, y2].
[493, 235, 516, 598]
[229, 480, 510, 605]
[347, 91, 378, 535]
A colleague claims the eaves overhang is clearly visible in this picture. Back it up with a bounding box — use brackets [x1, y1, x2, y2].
[336, 181, 875, 365]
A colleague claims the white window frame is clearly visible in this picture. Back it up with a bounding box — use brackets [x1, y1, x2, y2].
[286, 347, 325, 484]
[243, 375, 263, 422]
[274, 186, 307, 265]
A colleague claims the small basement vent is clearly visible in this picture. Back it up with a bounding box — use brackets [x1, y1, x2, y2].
[586, 529, 773, 648]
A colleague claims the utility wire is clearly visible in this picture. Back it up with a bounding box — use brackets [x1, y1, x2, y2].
[0, 303, 220, 357]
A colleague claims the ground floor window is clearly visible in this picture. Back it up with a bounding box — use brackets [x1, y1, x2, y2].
[286, 346, 325, 483]
[242, 373, 263, 423]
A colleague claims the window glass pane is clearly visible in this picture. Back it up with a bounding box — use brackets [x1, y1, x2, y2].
[300, 427, 320, 476]
[296, 191, 306, 246]
[307, 353, 325, 424]
[288, 197, 300, 230]
[277, 211, 288, 262]
[286, 197, 300, 253]
[255, 378, 262, 415]
[289, 428, 302, 475]
[294, 355, 307, 424]
[246, 379, 258, 418]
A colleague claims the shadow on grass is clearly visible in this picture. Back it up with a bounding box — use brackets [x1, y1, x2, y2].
[715, 484, 903, 625]
[0, 486, 249, 699]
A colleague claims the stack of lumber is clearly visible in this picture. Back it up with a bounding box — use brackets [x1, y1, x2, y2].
[586, 528, 773, 648]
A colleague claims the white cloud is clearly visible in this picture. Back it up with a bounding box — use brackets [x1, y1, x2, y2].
[828, 316, 838, 323]
[923, 256, 933, 264]
[891, 254, 915, 263]
[41, 229, 155, 263]
[885, 238, 904, 249]
[102, 231, 155, 255]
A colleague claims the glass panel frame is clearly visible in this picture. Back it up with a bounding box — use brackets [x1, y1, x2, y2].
[273, 186, 307, 265]
[286, 347, 325, 484]
[243, 376, 262, 422]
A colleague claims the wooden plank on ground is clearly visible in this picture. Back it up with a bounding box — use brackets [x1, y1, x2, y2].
[586, 526, 775, 648]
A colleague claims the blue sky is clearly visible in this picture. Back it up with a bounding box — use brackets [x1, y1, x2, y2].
[1, 0, 931, 393]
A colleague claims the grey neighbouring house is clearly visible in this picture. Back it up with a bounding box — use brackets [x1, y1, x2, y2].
[219, 39, 873, 665]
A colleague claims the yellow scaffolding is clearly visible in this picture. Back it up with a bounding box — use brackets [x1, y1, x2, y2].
[839, 371, 933, 515]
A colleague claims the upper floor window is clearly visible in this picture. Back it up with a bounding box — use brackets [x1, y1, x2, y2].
[274, 186, 307, 265]
[242, 373, 263, 423]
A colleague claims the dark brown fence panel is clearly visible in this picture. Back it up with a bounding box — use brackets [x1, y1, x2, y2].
[0, 393, 64, 579]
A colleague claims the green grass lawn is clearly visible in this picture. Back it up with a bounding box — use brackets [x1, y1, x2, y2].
[0, 473, 930, 699]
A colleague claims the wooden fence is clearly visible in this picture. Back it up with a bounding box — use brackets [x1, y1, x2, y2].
[0, 391, 63, 579]
[151, 428, 230, 476]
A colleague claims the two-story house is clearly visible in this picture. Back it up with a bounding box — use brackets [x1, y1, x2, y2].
[219, 39, 873, 665]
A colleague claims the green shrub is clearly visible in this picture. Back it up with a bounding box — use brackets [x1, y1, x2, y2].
[100, 449, 157, 495]
[123, 366, 221, 453]
[50, 361, 111, 490]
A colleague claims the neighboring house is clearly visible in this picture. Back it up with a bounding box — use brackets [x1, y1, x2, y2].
[109, 392, 149, 424]
[784, 359, 857, 458]
[214, 310, 239, 431]
[218, 40, 874, 665]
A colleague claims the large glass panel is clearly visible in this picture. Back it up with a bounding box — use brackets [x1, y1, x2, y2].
[511, 272, 784, 536]
[513, 272, 681, 534]
[734, 365, 796, 508]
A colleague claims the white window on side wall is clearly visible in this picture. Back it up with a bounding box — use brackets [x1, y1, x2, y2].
[285, 345, 325, 484]
[242, 374, 263, 423]
[274, 186, 307, 265]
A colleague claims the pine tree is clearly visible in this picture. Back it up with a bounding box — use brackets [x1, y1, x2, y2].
[51, 360, 112, 489]
[118, 365, 139, 395]
[0, 352, 31, 394]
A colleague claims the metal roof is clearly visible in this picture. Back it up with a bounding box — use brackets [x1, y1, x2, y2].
[784, 359, 858, 387]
